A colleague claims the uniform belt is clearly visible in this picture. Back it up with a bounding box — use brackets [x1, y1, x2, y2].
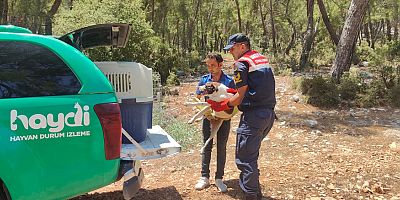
[238, 104, 274, 111]
[239, 105, 278, 120]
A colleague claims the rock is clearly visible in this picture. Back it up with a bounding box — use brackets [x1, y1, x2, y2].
[359, 61, 369, 67]
[372, 183, 385, 194]
[361, 181, 372, 193]
[324, 197, 337, 200]
[352, 167, 361, 173]
[164, 86, 180, 95]
[308, 197, 321, 200]
[305, 120, 318, 128]
[359, 71, 373, 79]
[311, 130, 322, 136]
[327, 183, 335, 190]
[291, 95, 300, 102]
[389, 142, 397, 149]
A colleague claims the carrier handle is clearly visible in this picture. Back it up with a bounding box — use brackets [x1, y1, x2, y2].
[122, 128, 148, 154]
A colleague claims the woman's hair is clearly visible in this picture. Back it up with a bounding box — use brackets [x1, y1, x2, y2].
[205, 53, 223, 63]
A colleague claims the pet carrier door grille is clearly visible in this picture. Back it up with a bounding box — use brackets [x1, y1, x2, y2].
[104, 73, 132, 93]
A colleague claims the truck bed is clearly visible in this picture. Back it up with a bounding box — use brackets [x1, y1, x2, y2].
[120, 125, 181, 160]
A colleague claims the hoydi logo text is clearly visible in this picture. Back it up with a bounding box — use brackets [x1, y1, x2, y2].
[10, 103, 90, 133]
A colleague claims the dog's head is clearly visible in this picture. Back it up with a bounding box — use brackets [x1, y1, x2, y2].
[199, 82, 221, 95]
[203, 82, 221, 94]
[198, 82, 233, 102]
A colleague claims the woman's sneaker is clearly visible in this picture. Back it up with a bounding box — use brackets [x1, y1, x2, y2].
[195, 177, 210, 190]
[215, 179, 227, 192]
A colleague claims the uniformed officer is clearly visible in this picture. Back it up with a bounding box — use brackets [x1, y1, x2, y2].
[194, 53, 235, 192]
[207, 34, 276, 200]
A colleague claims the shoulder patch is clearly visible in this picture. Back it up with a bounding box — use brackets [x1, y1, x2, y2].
[234, 73, 242, 83]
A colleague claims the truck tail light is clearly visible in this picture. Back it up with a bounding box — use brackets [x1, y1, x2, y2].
[94, 103, 122, 160]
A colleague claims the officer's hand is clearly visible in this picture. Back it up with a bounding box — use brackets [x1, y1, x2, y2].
[226, 88, 237, 94]
[206, 99, 231, 112]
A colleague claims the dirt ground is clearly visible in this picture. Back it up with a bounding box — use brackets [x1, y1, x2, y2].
[72, 76, 400, 200]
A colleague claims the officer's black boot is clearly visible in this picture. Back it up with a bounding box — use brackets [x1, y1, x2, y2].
[257, 190, 263, 199]
[243, 193, 262, 200]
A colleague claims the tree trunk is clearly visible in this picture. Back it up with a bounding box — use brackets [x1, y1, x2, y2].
[176, 19, 180, 52]
[386, 18, 392, 41]
[220, 37, 224, 52]
[310, 17, 321, 54]
[299, 0, 315, 69]
[68, 0, 73, 10]
[0, 0, 8, 24]
[285, 19, 296, 55]
[44, 0, 62, 35]
[187, 0, 201, 52]
[161, 9, 167, 42]
[394, 0, 399, 40]
[182, 20, 187, 53]
[364, 23, 371, 46]
[317, 0, 339, 45]
[234, 0, 242, 32]
[331, 0, 370, 83]
[0, 0, 3, 24]
[281, 0, 296, 55]
[367, 7, 375, 49]
[258, 0, 269, 49]
[269, 0, 277, 55]
[151, 0, 155, 26]
[381, 19, 385, 34]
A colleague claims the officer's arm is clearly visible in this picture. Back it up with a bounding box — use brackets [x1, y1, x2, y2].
[227, 61, 248, 107]
[228, 85, 247, 107]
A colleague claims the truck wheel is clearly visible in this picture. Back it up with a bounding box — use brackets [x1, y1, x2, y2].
[0, 181, 11, 200]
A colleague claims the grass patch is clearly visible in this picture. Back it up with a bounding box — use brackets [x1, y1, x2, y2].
[153, 106, 202, 150]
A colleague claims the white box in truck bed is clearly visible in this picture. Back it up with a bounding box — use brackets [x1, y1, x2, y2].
[121, 125, 181, 160]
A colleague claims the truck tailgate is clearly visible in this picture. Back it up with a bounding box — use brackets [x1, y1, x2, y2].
[121, 125, 181, 160]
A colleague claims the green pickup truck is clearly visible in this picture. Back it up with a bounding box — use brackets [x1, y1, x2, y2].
[0, 24, 180, 200]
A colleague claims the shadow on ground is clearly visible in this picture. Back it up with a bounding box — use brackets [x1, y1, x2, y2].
[276, 109, 400, 137]
[224, 179, 278, 200]
[71, 186, 183, 200]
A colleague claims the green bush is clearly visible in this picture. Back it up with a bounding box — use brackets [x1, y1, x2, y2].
[338, 71, 365, 101]
[273, 54, 297, 75]
[356, 79, 388, 107]
[54, 0, 160, 67]
[153, 43, 179, 84]
[377, 65, 397, 89]
[166, 71, 180, 86]
[389, 84, 400, 108]
[299, 76, 340, 108]
[299, 77, 313, 94]
[196, 63, 209, 76]
[356, 41, 376, 62]
[356, 43, 399, 107]
[388, 41, 400, 60]
[311, 37, 336, 66]
[292, 73, 398, 108]
[291, 76, 304, 91]
[274, 67, 293, 76]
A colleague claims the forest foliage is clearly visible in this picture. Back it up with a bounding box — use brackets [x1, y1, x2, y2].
[1, 0, 399, 107]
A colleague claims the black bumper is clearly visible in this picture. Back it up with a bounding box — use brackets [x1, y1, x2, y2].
[117, 160, 144, 200]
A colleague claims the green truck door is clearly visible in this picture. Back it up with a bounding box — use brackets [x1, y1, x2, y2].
[0, 39, 119, 200]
